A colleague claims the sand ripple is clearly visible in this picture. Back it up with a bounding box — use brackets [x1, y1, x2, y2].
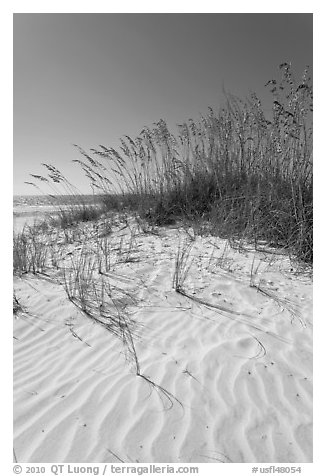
[14, 229, 312, 463]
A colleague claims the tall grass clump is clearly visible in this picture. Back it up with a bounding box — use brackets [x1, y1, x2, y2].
[51, 63, 313, 263]
[13, 224, 49, 275]
[26, 164, 107, 229]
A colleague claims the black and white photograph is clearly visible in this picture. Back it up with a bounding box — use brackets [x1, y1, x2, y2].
[12, 7, 313, 470]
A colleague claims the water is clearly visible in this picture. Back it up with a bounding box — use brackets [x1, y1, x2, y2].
[13, 194, 102, 233]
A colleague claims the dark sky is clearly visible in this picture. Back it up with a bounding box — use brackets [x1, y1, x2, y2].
[13, 13, 313, 195]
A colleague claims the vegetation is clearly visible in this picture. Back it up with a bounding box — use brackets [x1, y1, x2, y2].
[72, 63, 313, 263]
[14, 64, 312, 412]
[25, 166, 107, 229]
[25, 63, 312, 263]
[13, 224, 49, 275]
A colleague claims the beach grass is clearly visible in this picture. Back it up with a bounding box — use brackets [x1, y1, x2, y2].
[68, 64, 312, 264]
[24, 63, 312, 265]
[13, 224, 49, 275]
[13, 64, 313, 461]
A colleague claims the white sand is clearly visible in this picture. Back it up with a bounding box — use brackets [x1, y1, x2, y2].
[13, 217, 312, 463]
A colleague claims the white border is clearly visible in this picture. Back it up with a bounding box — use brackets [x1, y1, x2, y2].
[4, 4, 321, 475]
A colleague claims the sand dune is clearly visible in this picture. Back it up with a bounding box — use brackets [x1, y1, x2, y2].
[13, 220, 312, 463]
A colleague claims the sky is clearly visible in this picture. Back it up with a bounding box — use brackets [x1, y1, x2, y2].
[13, 13, 313, 195]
